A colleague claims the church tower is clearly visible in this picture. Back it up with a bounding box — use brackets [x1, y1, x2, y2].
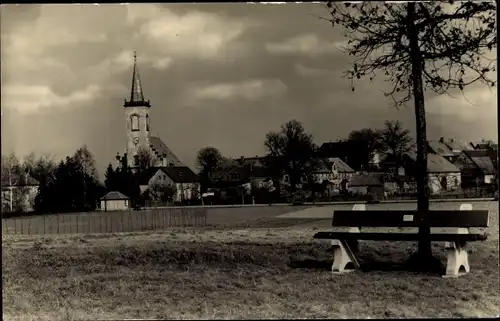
[124, 51, 151, 167]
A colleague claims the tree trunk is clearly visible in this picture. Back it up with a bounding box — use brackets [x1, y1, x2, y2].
[407, 3, 432, 259]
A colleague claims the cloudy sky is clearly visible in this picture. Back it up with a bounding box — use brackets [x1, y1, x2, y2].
[1, 3, 497, 176]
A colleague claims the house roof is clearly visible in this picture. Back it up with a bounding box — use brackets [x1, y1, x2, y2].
[406, 152, 460, 173]
[472, 140, 498, 151]
[463, 151, 496, 175]
[149, 136, 184, 166]
[348, 173, 384, 187]
[100, 191, 129, 200]
[427, 140, 454, 156]
[444, 139, 473, 152]
[331, 157, 355, 173]
[1, 173, 39, 187]
[136, 166, 199, 185]
[163, 166, 199, 183]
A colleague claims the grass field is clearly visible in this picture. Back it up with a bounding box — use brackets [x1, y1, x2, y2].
[3, 202, 499, 319]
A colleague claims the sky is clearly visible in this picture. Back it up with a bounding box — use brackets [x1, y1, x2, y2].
[1, 3, 497, 177]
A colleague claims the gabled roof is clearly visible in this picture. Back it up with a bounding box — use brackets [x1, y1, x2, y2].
[427, 140, 454, 156]
[462, 150, 496, 175]
[136, 166, 199, 185]
[100, 191, 129, 200]
[443, 139, 473, 152]
[136, 167, 163, 185]
[405, 152, 460, 173]
[1, 173, 39, 187]
[163, 166, 199, 183]
[149, 136, 184, 166]
[331, 157, 355, 173]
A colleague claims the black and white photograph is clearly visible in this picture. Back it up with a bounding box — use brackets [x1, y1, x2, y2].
[1, 2, 498, 319]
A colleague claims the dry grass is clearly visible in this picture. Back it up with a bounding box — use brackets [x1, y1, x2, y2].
[3, 202, 499, 320]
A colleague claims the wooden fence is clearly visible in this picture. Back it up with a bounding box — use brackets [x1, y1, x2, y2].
[2, 208, 208, 236]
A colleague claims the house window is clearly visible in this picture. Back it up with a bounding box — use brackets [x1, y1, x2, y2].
[146, 115, 150, 132]
[131, 114, 140, 131]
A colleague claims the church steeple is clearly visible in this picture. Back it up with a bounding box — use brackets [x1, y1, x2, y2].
[124, 51, 151, 108]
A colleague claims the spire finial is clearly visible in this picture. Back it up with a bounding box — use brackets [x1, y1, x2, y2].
[124, 50, 150, 107]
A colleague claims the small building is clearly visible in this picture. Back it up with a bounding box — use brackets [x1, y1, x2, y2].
[100, 191, 130, 211]
[348, 173, 384, 199]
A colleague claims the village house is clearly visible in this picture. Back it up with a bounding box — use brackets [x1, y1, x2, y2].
[311, 157, 356, 193]
[212, 157, 274, 193]
[137, 166, 200, 203]
[454, 150, 496, 187]
[348, 173, 385, 200]
[1, 173, 39, 212]
[399, 152, 462, 194]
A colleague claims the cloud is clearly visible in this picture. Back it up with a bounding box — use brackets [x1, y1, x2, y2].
[427, 87, 497, 121]
[187, 79, 287, 103]
[294, 63, 337, 77]
[126, 4, 254, 60]
[2, 84, 100, 114]
[265, 34, 345, 57]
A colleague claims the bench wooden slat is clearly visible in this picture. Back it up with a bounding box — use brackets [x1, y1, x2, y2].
[332, 210, 489, 228]
[313, 231, 488, 242]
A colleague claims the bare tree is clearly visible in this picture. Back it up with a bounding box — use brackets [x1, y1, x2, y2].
[324, 1, 496, 264]
[378, 120, 414, 164]
[135, 147, 155, 172]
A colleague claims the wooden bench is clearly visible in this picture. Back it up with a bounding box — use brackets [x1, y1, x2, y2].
[313, 204, 489, 278]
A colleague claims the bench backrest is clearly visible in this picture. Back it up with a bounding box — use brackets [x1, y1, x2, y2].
[332, 210, 489, 228]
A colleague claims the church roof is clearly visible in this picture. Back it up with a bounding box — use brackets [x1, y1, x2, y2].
[124, 51, 151, 108]
[149, 136, 184, 166]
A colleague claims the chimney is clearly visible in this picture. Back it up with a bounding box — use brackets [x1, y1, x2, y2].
[439, 137, 444, 143]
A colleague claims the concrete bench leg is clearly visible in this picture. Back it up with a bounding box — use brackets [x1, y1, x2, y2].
[331, 239, 360, 273]
[443, 242, 470, 278]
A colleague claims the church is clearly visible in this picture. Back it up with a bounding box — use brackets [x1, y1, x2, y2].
[115, 52, 200, 202]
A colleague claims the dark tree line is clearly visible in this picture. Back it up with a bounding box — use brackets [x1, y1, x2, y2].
[34, 146, 106, 213]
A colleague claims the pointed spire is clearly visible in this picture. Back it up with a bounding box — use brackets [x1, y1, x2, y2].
[124, 51, 150, 108]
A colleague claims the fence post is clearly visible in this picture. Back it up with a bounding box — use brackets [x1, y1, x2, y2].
[128, 211, 131, 233]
